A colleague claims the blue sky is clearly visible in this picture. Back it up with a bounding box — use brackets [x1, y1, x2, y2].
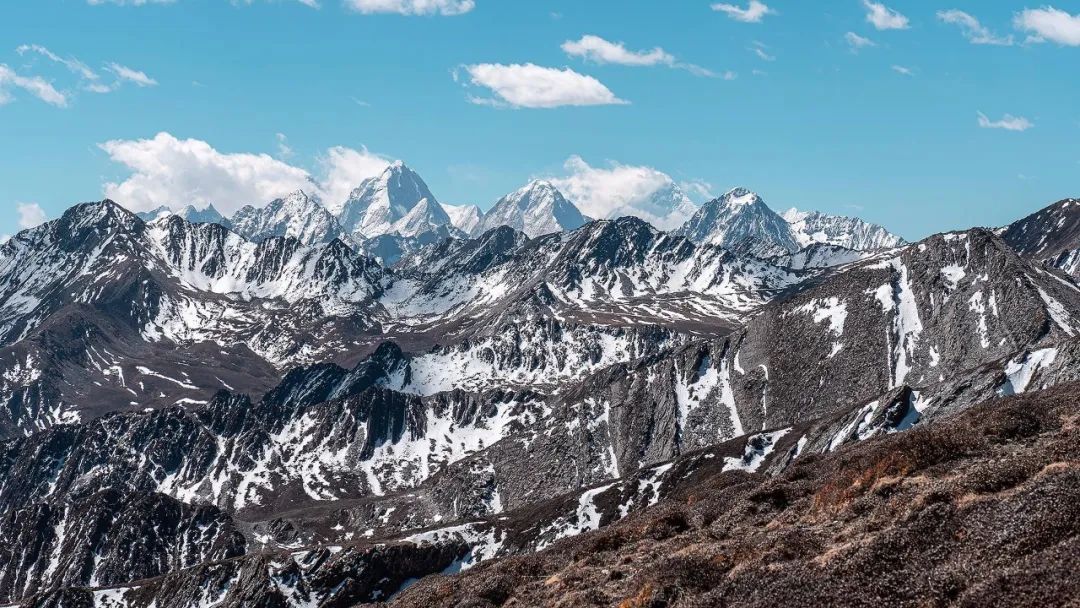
[1, 0, 1078, 240]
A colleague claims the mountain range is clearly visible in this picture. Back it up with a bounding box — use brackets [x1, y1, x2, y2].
[2, 178, 1078, 606]
[134, 163, 907, 266]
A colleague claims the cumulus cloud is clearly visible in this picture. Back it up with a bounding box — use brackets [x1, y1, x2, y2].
[561, 35, 720, 77]
[1014, 7, 1080, 46]
[862, 0, 909, 30]
[891, 65, 915, 76]
[17, 203, 48, 229]
[937, 10, 1014, 45]
[106, 63, 158, 87]
[547, 156, 698, 230]
[100, 132, 314, 213]
[0, 65, 67, 107]
[711, 1, 775, 23]
[459, 63, 627, 109]
[98, 132, 392, 214]
[977, 111, 1033, 131]
[343, 0, 474, 16]
[844, 31, 877, 51]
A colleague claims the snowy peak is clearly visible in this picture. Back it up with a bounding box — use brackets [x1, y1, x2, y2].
[477, 180, 588, 238]
[138, 204, 226, 225]
[783, 207, 906, 251]
[391, 197, 455, 239]
[441, 203, 483, 236]
[338, 162, 442, 239]
[676, 187, 799, 257]
[229, 190, 348, 246]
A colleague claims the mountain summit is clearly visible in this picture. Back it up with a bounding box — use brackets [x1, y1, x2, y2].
[676, 187, 800, 257]
[476, 179, 588, 238]
[337, 161, 445, 239]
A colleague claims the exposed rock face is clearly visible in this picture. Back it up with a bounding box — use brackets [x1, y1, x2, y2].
[1001, 198, 1080, 280]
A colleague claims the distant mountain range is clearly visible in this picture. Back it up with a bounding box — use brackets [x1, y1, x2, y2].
[136, 161, 907, 267]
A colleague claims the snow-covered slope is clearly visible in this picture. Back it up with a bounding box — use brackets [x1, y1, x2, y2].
[229, 190, 348, 245]
[783, 208, 906, 250]
[476, 180, 588, 238]
[137, 204, 227, 225]
[441, 203, 483, 235]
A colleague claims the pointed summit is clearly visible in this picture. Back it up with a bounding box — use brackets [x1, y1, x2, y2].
[337, 162, 442, 239]
[477, 180, 588, 238]
[675, 187, 800, 257]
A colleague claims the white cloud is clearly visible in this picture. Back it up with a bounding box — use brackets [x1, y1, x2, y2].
[547, 156, 698, 230]
[99, 132, 314, 213]
[977, 111, 1034, 131]
[106, 63, 158, 87]
[17, 203, 48, 229]
[679, 179, 716, 202]
[862, 0, 909, 30]
[844, 31, 877, 51]
[562, 35, 674, 67]
[344, 0, 474, 16]
[276, 132, 293, 159]
[317, 145, 392, 214]
[98, 132, 392, 214]
[937, 10, 1014, 45]
[1014, 7, 1080, 46]
[460, 63, 627, 109]
[16, 44, 99, 80]
[891, 65, 915, 76]
[0, 65, 67, 107]
[711, 1, 775, 23]
[561, 35, 720, 77]
[750, 41, 775, 61]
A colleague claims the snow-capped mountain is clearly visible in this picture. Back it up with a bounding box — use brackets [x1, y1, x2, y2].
[338, 161, 445, 239]
[676, 187, 801, 257]
[229, 190, 349, 245]
[476, 180, 589, 238]
[137, 203, 227, 225]
[441, 202, 483, 235]
[783, 207, 906, 250]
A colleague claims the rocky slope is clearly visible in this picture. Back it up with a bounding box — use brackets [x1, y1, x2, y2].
[390, 384, 1080, 608]
[1001, 198, 1080, 280]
